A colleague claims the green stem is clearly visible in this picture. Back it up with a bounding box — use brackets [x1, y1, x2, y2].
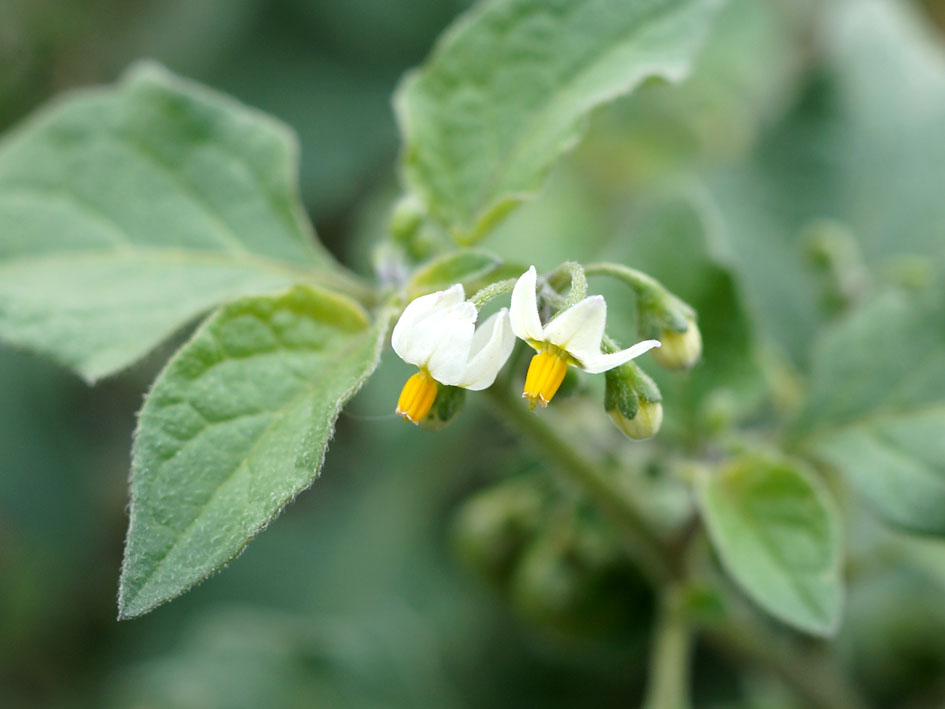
[643, 588, 693, 709]
[486, 384, 674, 585]
[584, 262, 662, 296]
[547, 261, 587, 307]
[470, 278, 516, 310]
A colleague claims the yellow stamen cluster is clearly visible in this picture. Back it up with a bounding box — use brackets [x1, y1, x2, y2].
[522, 348, 569, 409]
[396, 369, 439, 424]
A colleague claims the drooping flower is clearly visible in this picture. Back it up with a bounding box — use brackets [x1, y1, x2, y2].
[392, 284, 515, 423]
[510, 266, 661, 408]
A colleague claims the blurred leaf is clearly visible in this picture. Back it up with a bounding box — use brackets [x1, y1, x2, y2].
[599, 187, 765, 439]
[698, 455, 843, 636]
[122, 0, 474, 217]
[704, 0, 945, 364]
[797, 283, 945, 535]
[822, 0, 945, 265]
[579, 0, 805, 190]
[0, 62, 361, 382]
[106, 606, 459, 709]
[395, 0, 722, 244]
[118, 286, 386, 618]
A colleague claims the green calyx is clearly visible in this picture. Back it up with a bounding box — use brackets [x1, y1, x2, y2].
[420, 384, 467, 430]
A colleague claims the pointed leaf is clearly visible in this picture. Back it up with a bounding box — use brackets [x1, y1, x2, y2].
[698, 455, 843, 636]
[0, 62, 364, 382]
[396, 0, 721, 244]
[118, 285, 387, 618]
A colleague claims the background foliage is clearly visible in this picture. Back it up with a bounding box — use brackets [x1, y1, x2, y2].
[2, 0, 945, 706]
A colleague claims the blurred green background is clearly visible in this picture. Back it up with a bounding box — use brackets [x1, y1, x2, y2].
[3, 0, 945, 706]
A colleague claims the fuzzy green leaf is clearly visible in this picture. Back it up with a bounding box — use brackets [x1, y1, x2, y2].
[118, 285, 387, 618]
[698, 455, 843, 636]
[0, 62, 363, 383]
[395, 0, 720, 244]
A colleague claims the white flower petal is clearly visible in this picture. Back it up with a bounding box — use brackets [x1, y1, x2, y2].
[425, 302, 478, 385]
[391, 284, 465, 362]
[395, 299, 475, 368]
[578, 339, 661, 374]
[509, 266, 544, 344]
[543, 295, 606, 357]
[459, 309, 516, 390]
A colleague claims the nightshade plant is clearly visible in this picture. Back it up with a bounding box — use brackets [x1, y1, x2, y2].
[2, 0, 945, 706]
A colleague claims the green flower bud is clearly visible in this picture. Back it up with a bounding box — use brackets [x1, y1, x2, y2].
[635, 287, 700, 370]
[418, 384, 466, 430]
[609, 399, 663, 441]
[604, 361, 663, 440]
[388, 194, 426, 244]
[650, 315, 702, 370]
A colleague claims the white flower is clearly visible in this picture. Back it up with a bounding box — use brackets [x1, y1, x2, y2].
[510, 266, 661, 407]
[392, 284, 515, 423]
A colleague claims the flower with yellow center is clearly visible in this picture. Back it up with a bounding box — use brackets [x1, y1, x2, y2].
[510, 266, 661, 408]
[392, 284, 515, 423]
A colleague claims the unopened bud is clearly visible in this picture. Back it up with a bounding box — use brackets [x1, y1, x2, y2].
[636, 289, 700, 370]
[418, 384, 465, 430]
[650, 316, 702, 370]
[389, 194, 426, 243]
[604, 362, 662, 440]
[609, 399, 663, 441]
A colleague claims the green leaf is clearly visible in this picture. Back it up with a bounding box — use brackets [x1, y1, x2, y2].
[697, 455, 843, 636]
[703, 0, 945, 364]
[0, 61, 366, 383]
[118, 285, 387, 618]
[822, 0, 945, 266]
[797, 284, 945, 535]
[395, 0, 721, 244]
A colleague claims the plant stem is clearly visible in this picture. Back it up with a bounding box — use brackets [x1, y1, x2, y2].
[547, 261, 587, 307]
[584, 262, 662, 296]
[486, 384, 674, 585]
[643, 588, 693, 709]
[470, 278, 516, 310]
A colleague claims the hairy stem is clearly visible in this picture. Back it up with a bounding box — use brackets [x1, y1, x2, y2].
[584, 261, 662, 296]
[470, 278, 516, 310]
[547, 261, 587, 307]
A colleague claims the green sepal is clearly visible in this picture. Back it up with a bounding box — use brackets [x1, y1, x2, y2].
[419, 384, 466, 430]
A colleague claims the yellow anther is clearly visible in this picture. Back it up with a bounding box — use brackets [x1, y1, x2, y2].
[396, 369, 439, 424]
[522, 349, 569, 409]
